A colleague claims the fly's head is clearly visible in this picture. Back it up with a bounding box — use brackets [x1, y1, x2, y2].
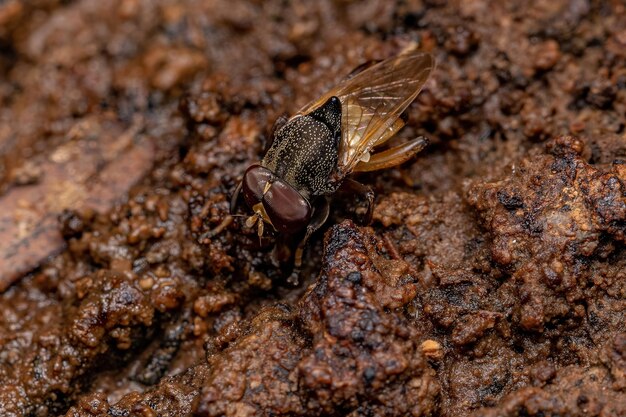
[241, 164, 312, 237]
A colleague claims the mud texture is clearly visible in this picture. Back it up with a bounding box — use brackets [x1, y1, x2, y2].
[0, 0, 625, 416]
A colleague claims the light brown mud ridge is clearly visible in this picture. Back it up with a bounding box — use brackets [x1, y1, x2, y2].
[0, 119, 152, 291]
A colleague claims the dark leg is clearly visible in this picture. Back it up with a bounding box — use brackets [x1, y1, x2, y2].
[289, 197, 330, 284]
[229, 180, 242, 214]
[337, 178, 375, 225]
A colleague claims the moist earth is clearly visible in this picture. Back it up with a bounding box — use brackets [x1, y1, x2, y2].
[0, 0, 625, 416]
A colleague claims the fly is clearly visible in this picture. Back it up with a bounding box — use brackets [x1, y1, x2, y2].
[230, 44, 435, 276]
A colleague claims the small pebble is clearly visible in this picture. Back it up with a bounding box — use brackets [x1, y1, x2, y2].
[421, 339, 444, 360]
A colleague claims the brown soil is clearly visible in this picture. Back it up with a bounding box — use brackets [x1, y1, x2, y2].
[0, 1, 624, 416]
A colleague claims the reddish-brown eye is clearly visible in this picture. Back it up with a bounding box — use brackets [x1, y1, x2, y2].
[263, 179, 311, 234]
[241, 164, 311, 234]
[242, 164, 272, 208]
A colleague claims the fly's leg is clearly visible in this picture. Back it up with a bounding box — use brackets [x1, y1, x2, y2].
[337, 178, 375, 225]
[354, 136, 428, 173]
[294, 197, 330, 267]
[289, 197, 330, 284]
[229, 180, 243, 214]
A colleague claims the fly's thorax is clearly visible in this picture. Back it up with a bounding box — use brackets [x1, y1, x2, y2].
[262, 96, 342, 197]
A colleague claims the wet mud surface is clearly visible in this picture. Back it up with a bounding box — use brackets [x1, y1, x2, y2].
[0, 0, 625, 416]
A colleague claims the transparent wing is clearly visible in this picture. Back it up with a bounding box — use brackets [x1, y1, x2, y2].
[295, 45, 434, 176]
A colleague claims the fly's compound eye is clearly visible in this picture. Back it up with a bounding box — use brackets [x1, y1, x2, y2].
[242, 164, 273, 208]
[263, 179, 311, 234]
[242, 164, 311, 234]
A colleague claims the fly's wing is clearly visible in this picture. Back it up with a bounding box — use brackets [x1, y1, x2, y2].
[295, 46, 434, 176]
